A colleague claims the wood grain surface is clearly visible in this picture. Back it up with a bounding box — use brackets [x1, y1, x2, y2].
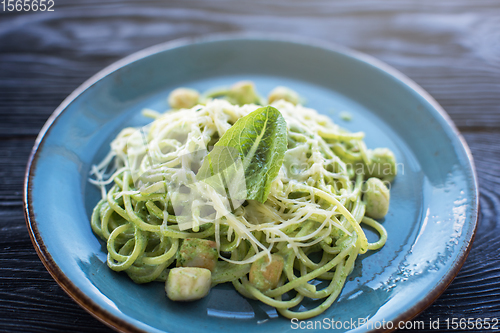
[1, 0, 499, 332]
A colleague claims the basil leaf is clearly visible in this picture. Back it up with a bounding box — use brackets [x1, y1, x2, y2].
[197, 106, 287, 203]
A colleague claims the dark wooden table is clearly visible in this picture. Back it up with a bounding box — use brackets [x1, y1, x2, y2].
[1, 1, 499, 332]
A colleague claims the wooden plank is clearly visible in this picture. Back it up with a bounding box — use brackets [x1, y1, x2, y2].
[0, 138, 35, 203]
[0, 0, 500, 134]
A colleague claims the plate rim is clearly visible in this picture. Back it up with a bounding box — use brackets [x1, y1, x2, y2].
[23, 32, 479, 333]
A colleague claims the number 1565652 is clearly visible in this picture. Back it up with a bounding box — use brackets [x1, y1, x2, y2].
[2, 0, 54, 11]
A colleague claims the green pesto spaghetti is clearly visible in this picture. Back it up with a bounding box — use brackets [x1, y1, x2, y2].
[89, 81, 396, 320]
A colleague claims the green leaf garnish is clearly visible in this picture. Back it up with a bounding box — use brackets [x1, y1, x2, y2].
[197, 106, 287, 203]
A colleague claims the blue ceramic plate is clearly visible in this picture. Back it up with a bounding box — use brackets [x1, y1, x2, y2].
[24, 34, 478, 332]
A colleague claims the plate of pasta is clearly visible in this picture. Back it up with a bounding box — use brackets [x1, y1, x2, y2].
[24, 34, 478, 332]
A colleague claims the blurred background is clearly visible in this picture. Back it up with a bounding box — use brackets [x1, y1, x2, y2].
[1, 0, 500, 332]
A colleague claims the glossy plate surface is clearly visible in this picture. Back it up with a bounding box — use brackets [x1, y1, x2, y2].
[24, 34, 478, 332]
